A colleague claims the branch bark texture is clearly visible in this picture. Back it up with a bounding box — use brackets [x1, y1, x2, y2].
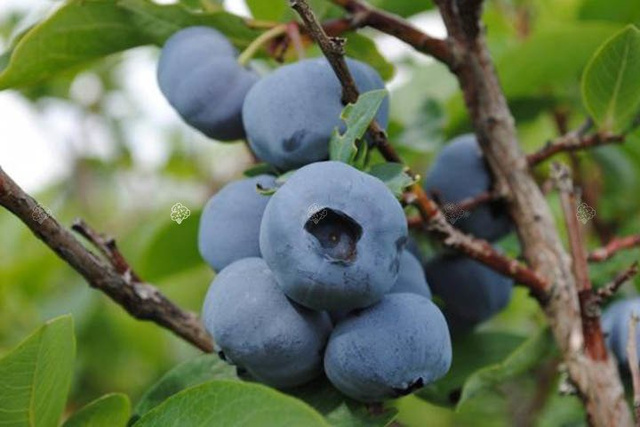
[290, 0, 548, 298]
[553, 163, 608, 361]
[0, 167, 213, 353]
[429, 0, 631, 424]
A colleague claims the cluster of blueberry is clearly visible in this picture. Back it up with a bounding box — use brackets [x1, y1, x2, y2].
[422, 134, 515, 332]
[156, 26, 517, 402]
[198, 159, 452, 402]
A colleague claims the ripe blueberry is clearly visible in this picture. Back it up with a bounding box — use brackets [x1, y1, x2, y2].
[324, 293, 452, 402]
[260, 161, 407, 311]
[201, 258, 332, 388]
[424, 134, 512, 241]
[243, 58, 388, 170]
[158, 27, 258, 141]
[198, 175, 275, 271]
[424, 253, 513, 331]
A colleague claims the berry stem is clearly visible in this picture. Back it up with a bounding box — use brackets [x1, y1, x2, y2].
[238, 24, 288, 66]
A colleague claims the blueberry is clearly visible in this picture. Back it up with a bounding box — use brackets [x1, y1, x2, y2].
[157, 26, 259, 141]
[198, 175, 275, 271]
[324, 293, 452, 402]
[602, 298, 640, 367]
[424, 134, 512, 241]
[424, 253, 513, 331]
[201, 258, 332, 388]
[389, 251, 432, 299]
[330, 251, 432, 324]
[243, 58, 389, 170]
[260, 161, 407, 311]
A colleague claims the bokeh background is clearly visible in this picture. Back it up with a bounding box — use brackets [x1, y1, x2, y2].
[1, 1, 639, 425]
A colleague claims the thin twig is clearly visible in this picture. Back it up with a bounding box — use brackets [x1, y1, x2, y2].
[527, 132, 625, 166]
[395, 0, 632, 422]
[552, 162, 608, 361]
[596, 262, 639, 303]
[589, 235, 640, 263]
[237, 24, 288, 66]
[72, 219, 141, 282]
[329, 0, 453, 65]
[407, 190, 498, 228]
[287, 22, 306, 60]
[0, 166, 213, 353]
[627, 314, 640, 426]
[289, 0, 548, 297]
[553, 163, 591, 293]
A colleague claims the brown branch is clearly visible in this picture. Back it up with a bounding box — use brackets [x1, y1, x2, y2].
[0, 166, 214, 354]
[589, 235, 640, 263]
[627, 314, 640, 426]
[568, 149, 616, 244]
[329, 0, 453, 65]
[596, 262, 639, 303]
[290, 0, 548, 298]
[291, 0, 359, 103]
[527, 132, 625, 166]
[430, 0, 631, 423]
[407, 190, 497, 227]
[455, 190, 497, 211]
[553, 162, 608, 361]
[71, 219, 142, 282]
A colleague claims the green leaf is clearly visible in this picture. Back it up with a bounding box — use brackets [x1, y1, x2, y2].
[289, 377, 398, 427]
[119, 0, 260, 48]
[134, 380, 329, 427]
[0, 315, 75, 427]
[497, 23, 622, 99]
[582, 25, 640, 132]
[0, 0, 260, 90]
[138, 210, 202, 281]
[445, 22, 623, 134]
[536, 391, 585, 427]
[0, 1, 148, 90]
[458, 328, 556, 408]
[417, 332, 526, 407]
[134, 354, 238, 418]
[0, 50, 10, 74]
[134, 356, 395, 426]
[63, 393, 131, 427]
[246, 0, 288, 21]
[368, 163, 416, 198]
[256, 183, 277, 196]
[330, 89, 387, 164]
[579, 0, 640, 25]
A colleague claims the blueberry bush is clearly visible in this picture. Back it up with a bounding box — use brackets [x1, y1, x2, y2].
[0, 0, 640, 426]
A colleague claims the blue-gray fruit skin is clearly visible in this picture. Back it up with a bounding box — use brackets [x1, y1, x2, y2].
[389, 251, 432, 299]
[330, 251, 432, 324]
[198, 175, 275, 271]
[260, 161, 407, 311]
[424, 134, 512, 241]
[201, 257, 332, 389]
[602, 298, 640, 368]
[157, 26, 258, 141]
[424, 254, 513, 331]
[243, 58, 389, 171]
[324, 293, 452, 402]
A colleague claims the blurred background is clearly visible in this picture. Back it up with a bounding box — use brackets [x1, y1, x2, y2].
[1, 0, 639, 425]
